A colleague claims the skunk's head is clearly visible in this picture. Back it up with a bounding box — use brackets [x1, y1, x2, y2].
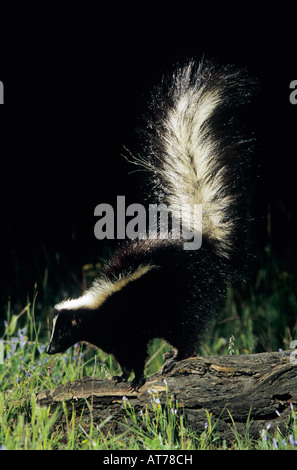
[47, 309, 83, 355]
[46, 259, 157, 355]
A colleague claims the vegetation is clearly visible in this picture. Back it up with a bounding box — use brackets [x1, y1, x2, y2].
[1, 245, 297, 450]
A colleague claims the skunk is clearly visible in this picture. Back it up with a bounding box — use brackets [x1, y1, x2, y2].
[47, 59, 256, 391]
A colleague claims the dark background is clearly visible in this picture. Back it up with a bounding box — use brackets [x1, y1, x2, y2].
[0, 10, 296, 318]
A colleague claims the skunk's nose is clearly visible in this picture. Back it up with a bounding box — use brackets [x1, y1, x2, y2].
[46, 344, 53, 355]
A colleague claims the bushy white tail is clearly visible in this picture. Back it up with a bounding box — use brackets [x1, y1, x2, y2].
[135, 60, 255, 259]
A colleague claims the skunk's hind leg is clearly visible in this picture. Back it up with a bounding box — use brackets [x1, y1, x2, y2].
[112, 365, 132, 384]
[161, 344, 198, 375]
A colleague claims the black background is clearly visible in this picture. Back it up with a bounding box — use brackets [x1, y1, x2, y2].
[0, 8, 296, 314]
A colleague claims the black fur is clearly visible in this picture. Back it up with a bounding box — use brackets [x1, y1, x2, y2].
[47, 59, 256, 391]
[48, 237, 228, 389]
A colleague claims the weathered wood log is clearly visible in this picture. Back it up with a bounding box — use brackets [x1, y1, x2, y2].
[36, 350, 297, 440]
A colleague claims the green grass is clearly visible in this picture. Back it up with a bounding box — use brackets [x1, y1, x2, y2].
[1, 250, 297, 450]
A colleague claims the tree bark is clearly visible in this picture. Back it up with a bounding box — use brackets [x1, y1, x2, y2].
[36, 350, 297, 440]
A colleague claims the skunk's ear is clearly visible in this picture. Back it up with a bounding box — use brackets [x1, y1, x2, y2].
[71, 314, 82, 327]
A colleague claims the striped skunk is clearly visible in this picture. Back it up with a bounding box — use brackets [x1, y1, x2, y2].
[47, 59, 256, 391]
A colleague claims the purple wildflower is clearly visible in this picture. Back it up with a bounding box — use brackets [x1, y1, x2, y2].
[38, 345, 47, 354]
[261, 429, 267, 441]
[289, 435, 297, 446]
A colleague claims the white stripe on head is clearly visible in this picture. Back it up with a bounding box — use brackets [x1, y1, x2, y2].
[49, 313, 59, 342]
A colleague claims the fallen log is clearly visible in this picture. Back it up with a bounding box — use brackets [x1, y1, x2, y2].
[36, 350, 297, 440]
